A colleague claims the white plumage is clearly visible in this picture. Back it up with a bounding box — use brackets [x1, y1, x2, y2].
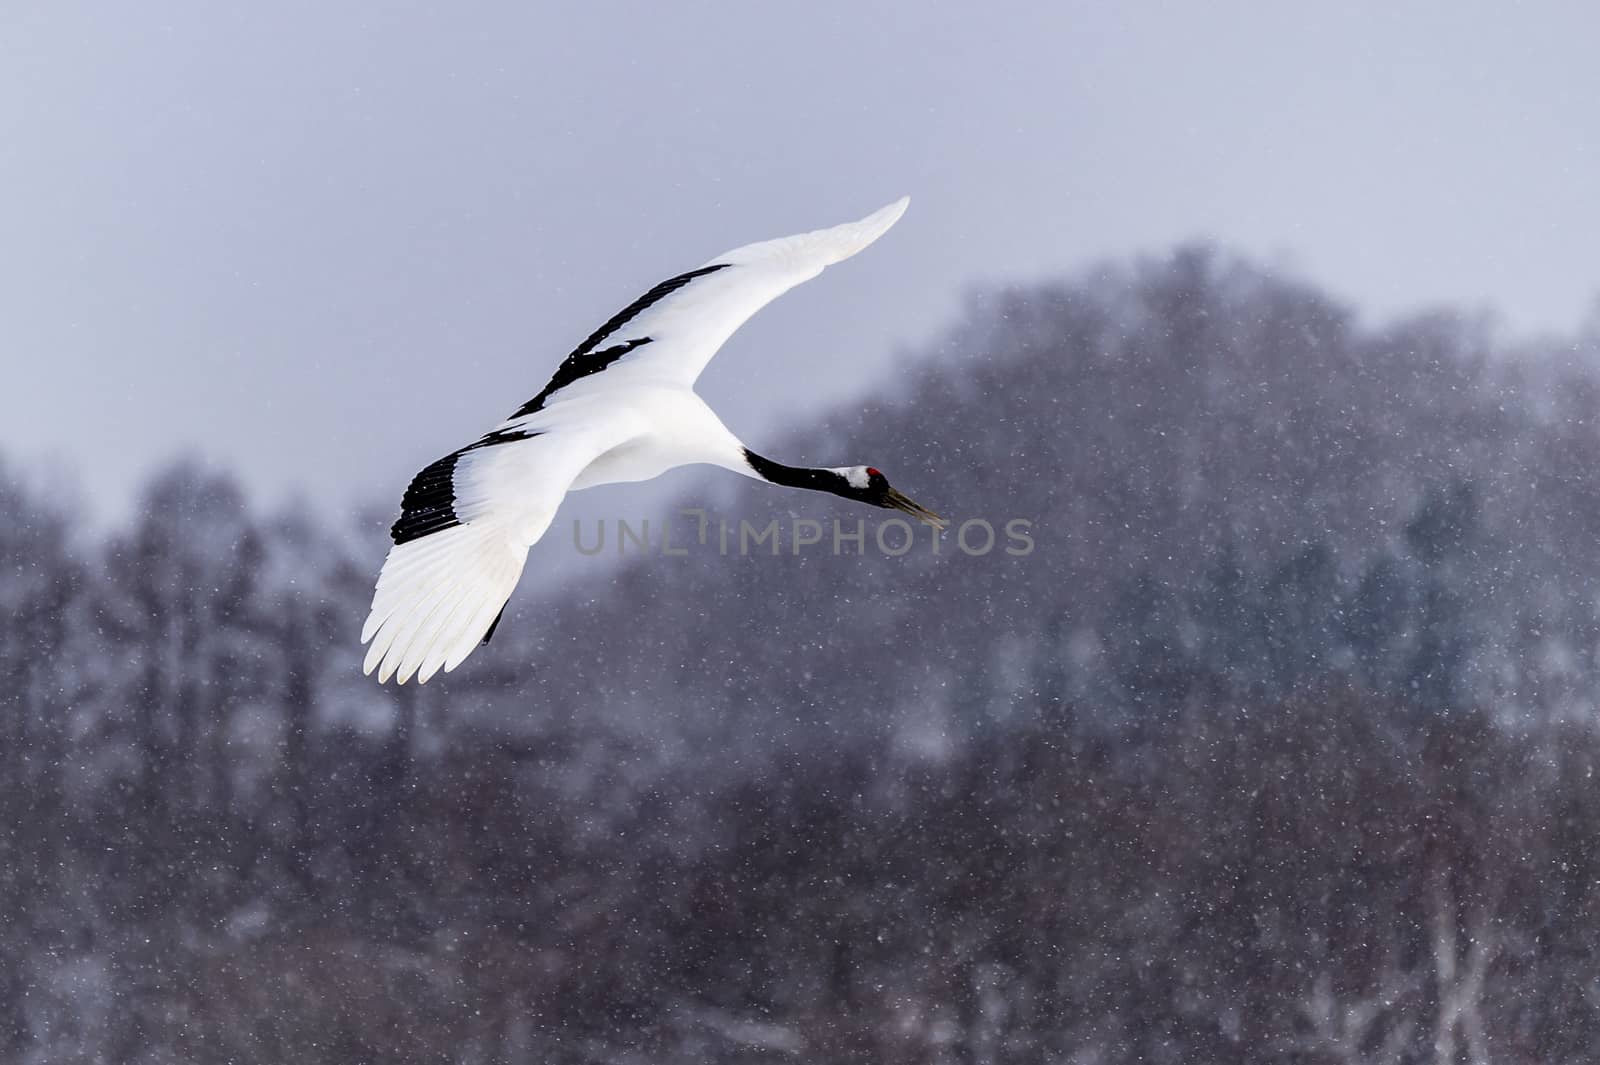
[362, 197, 941, 684]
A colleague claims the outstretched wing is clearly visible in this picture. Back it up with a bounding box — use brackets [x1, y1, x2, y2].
[361, 412, 642, 685]
[509, 196, 909, 418]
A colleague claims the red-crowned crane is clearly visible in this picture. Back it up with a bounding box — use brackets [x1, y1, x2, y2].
[362, 198, 942, 684]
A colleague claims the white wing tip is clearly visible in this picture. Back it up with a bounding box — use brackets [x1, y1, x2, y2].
[359, 524, 526, 686]
[820, 196, 910, 264]
[714, 195, 911, 271]
[866, 195, 911, 229]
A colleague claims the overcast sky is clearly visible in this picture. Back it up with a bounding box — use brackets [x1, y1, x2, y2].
[4, 2, 1598, 528]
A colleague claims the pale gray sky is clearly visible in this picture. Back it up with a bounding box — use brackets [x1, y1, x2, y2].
[4, 2, 1598, 526]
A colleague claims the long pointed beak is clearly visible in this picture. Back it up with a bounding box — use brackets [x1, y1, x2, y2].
[884, 487, 948, 531]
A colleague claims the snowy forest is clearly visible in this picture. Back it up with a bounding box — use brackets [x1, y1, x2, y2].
[6, 247, 1600, 1063]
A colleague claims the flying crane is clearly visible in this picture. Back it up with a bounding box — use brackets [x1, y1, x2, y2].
[362, 197, 942, 684]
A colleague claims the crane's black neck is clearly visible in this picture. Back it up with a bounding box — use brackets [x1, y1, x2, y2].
[743, 448, 855, 499]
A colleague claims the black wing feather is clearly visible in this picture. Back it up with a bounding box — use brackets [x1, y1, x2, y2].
[510, 263, 730, 418]
[388, 430, 538, 546]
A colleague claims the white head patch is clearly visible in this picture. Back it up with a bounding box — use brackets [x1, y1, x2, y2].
[837, 466, 872, 490]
